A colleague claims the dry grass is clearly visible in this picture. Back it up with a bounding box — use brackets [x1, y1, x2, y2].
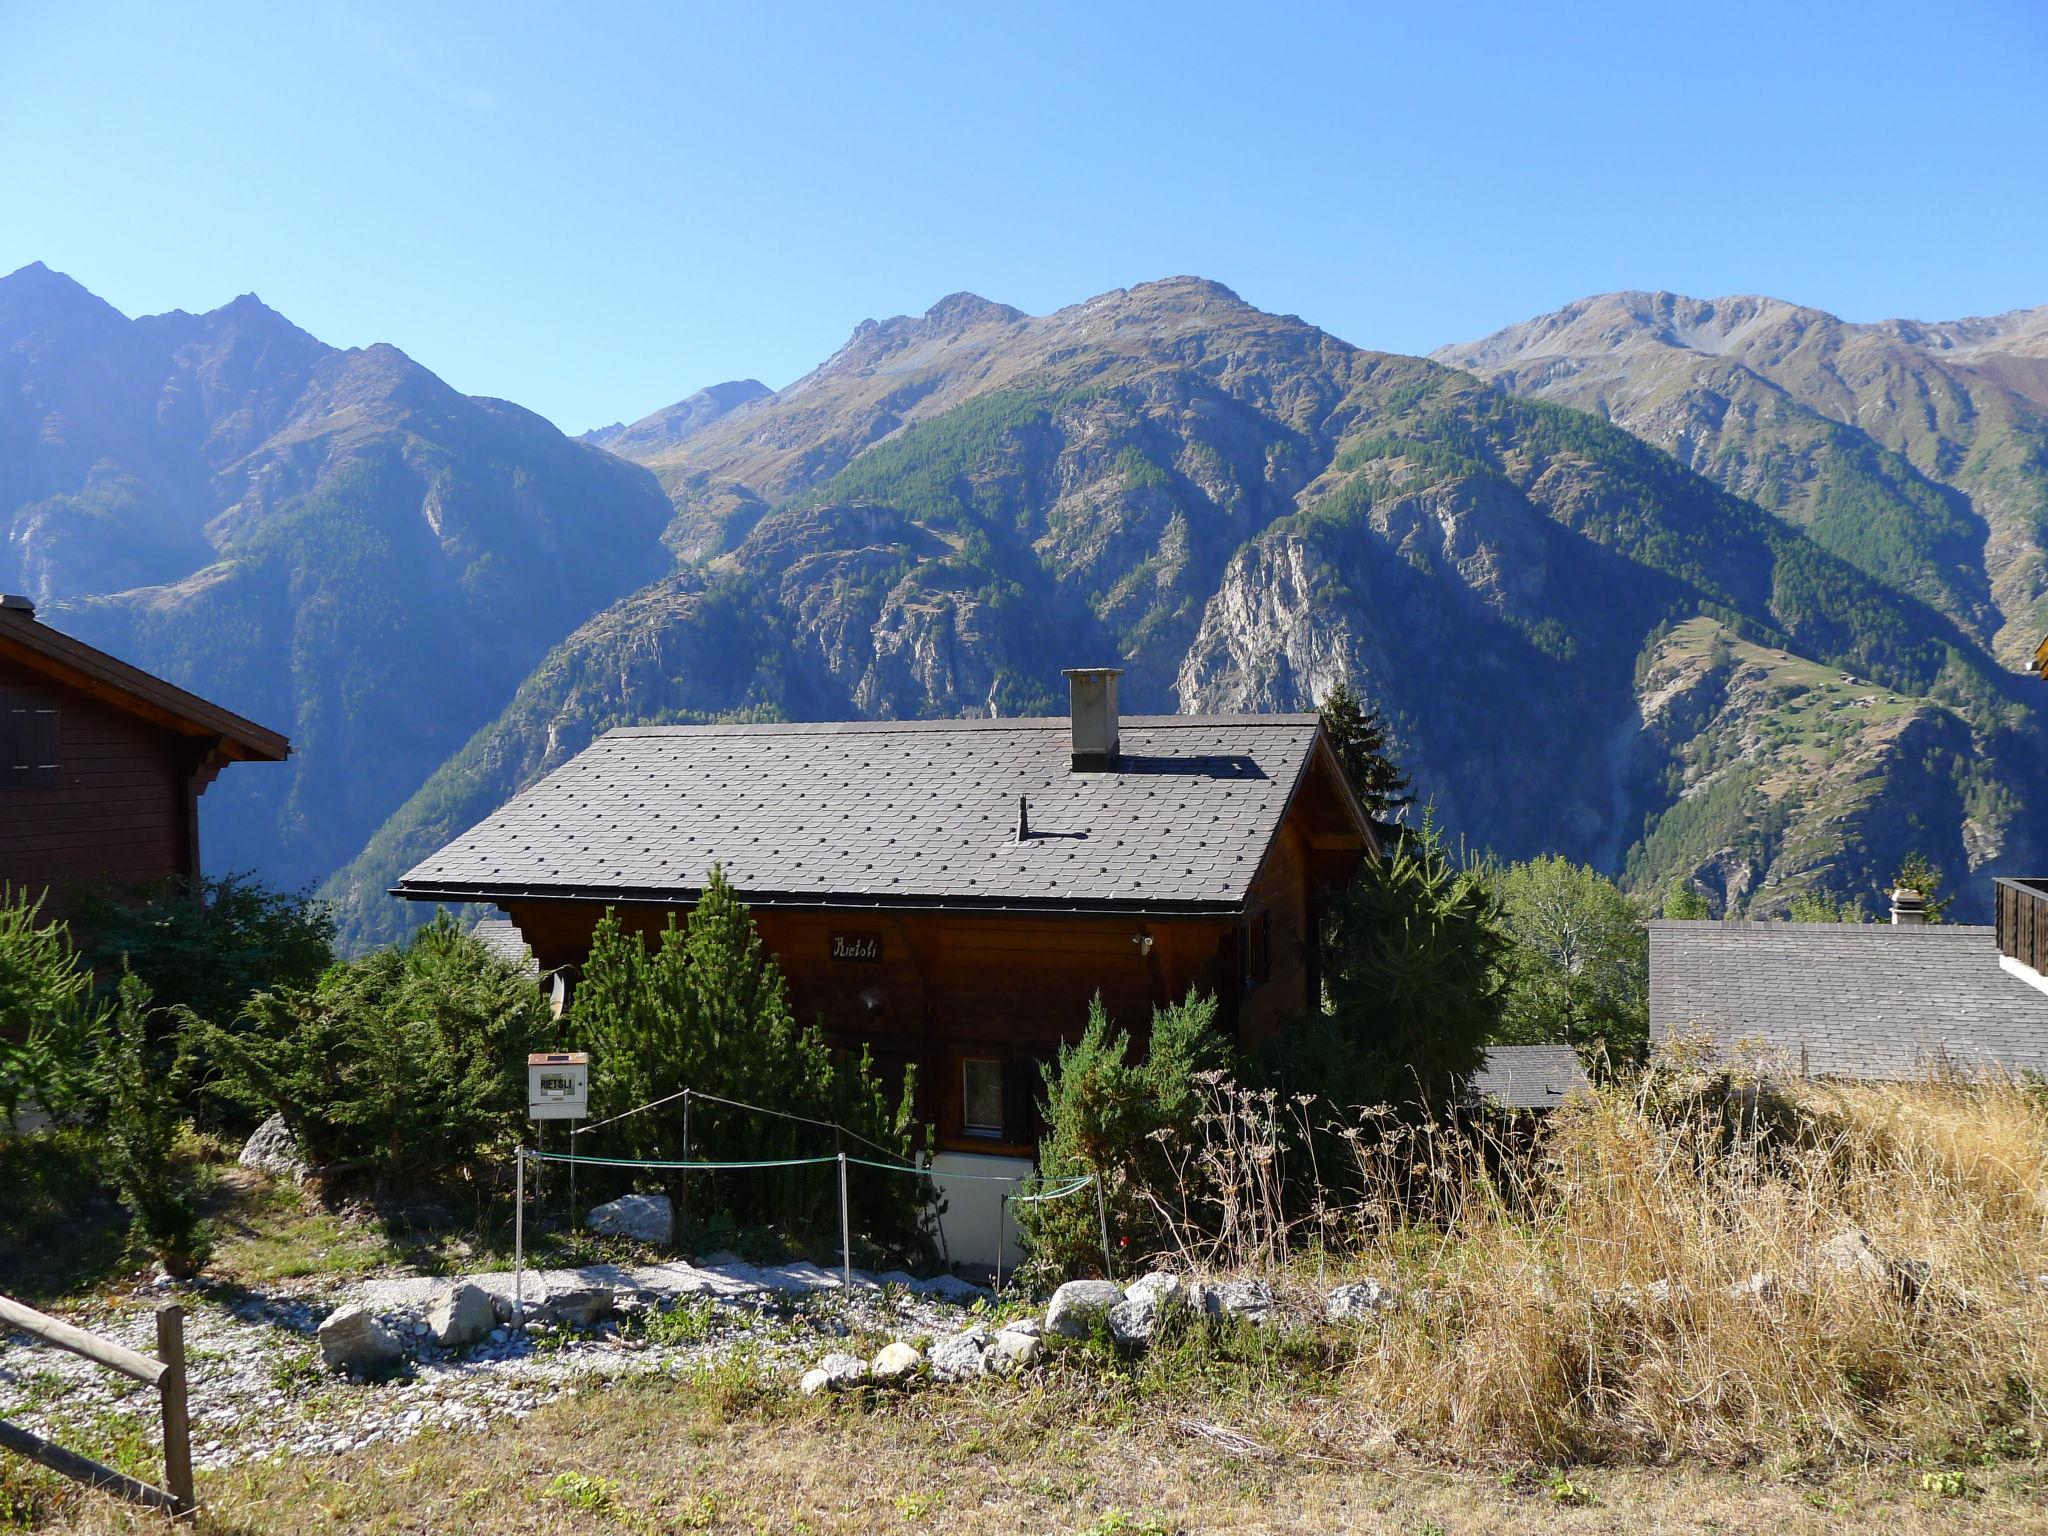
[1152, 1066, 2048, 1464]
[19, 1373, 2048, 1535]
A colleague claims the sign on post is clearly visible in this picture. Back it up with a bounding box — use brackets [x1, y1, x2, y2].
[527, 1052, 589, 1121]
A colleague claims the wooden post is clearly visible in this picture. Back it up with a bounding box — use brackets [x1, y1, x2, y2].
[155, 1305, 194, 1516]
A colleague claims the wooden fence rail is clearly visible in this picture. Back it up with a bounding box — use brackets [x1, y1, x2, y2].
[0, 1292, 194, 1517]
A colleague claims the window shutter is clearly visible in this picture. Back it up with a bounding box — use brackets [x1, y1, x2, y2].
[1001, 1060, 1038, 1146]
[0, 694, 58, 786]
[29, 703, 57, 785]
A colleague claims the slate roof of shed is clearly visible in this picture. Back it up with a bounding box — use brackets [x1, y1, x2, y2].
[1649, 920, 2048, 1080]
[1468, 1045, 1593, 1110]
[397, 715, 1348, 914]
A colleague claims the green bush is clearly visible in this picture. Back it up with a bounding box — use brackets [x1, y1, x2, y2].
[200, 911, 555, 1179]
[0, 885, 100, 1125]
[96, 973, 208, 1276]
[1486, 854, 1648, 1064]
[567, 868, 926, 1256]
[1019, 989, 1230, 1281]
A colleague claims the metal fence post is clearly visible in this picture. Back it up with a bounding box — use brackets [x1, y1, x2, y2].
[513, 1147, 526, 1323]
[837, 1152, 852, 1297]
[680, 1090, 690, 1237]
[154, 1304, 193, 1517]
[995, 1189, 1008, 1292]
[1095, 1175, 1114, 1279]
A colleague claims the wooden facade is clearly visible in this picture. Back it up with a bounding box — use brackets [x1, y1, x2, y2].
[501, 766, 1367, 1157]
[0, 597, 288, 908]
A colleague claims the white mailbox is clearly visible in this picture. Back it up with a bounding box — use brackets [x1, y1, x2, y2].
[527, 1052, 589, 1121]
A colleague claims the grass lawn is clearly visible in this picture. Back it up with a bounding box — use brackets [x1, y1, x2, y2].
[14, 1370, 2044, 1535]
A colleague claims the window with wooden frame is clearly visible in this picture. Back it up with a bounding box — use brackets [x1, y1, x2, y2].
[0, 693, 59, 787]
[1241, 909, 1272, 990]
[961, 1057, 1004, 1138]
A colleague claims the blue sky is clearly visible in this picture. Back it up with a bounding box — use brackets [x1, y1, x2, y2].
[4, 1, 2044, 434]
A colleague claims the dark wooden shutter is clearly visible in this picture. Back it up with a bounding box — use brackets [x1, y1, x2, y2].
[1001, 1060, 1039, 1147]
[0, 694, 58, 787]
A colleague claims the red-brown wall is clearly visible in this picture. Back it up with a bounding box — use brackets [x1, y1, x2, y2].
[0, 656, 202, 903]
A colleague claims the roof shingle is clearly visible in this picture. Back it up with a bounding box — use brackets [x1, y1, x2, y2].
[398, 715, 1332, 913]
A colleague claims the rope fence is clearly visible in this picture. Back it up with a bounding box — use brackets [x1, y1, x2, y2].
[512, 1143, 1110, 1310]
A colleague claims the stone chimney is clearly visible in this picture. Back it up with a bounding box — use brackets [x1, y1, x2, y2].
[1889, 887, 1927, 925]
[0, 594, 34, 619]
[1062, 667, 1123, 772]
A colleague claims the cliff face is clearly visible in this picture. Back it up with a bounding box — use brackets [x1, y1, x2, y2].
[327, 280, 2047, 945]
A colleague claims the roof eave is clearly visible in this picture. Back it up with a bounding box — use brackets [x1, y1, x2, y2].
[389, 880, 1250, 920]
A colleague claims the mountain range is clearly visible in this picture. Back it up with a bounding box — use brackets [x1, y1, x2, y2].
[5, 262, 2044, 946]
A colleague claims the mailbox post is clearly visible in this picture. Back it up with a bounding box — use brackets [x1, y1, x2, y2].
[527, 1052, 590, 1223]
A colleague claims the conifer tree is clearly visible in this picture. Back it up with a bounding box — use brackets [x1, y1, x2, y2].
[1317, 680, 1413, 819]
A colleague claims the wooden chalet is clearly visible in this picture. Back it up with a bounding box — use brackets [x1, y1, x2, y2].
[396, 669, 1375, 1258]
[0, 594, 289, 906]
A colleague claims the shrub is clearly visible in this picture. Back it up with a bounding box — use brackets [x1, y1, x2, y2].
[0, 885, 100, 1125]
[1019, 989, 1230, 1281]
[96, 973, 209, 1276]
[72, 872, 334, 1038]
[1486, 854, 1648, 1064]
[567, 869, 925, 1255]
[200, 911, 555, 1179]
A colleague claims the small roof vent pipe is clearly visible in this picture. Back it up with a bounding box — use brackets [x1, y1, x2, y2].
[1889, 887, 1927, 926]
[1063, 667, 1123, 773]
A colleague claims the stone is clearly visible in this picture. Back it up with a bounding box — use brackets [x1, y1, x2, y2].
[547, 1287, 615, 1327]
[1325, 1280, 1400, 1321]
[238, 1114, 308, 1183]
[801, 1352, 869, 1395]
[1725, 1272, 1778, 1302]
[913, 1273, 987, 1305]
[1124, 1271, 1187, 1309]
[869, 1341, 924, 1383]
[698, 1250, 746, 1269]
[317, 1305, 404, 1374]
[1045, 1279, 1124, 1339]
[1814, 1228, 1925, 1300]
[988, 1329, 1043, 1372]
[586, 1193, 674, 1245]
[425, 1283, 495, 1349]
[1109, 1272, 1190, 1343]
[928, 1325, 993, 1382]
[999, 1316, 1043, 1338]
[1201, 1278, 1277, 1323]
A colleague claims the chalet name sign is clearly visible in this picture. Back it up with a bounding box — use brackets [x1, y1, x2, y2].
[830, 932, 882, 963]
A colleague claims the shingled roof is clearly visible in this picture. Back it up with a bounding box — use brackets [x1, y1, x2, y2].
[1649, 920, 2048, 1079]
[1467, 1045, 1593, 1110]
[396, 715, 1362, 914]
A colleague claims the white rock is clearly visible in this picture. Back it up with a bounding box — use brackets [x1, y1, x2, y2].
[801, 1352, 870, 1395]
[586, 1193, 673, 1245]
[988, 1329, 1043, 1372]
[238, 1114, 309, 1183]
[1124, 1271, 1187, 1309]
[547, 1287, 615, 1327]
[1045, 1279, 1124, 1339]
[1725, 1272, 1778, 1302]
[425, 1283, 495, 1350]
[928, 1325, 993, 1381]
[869, 1341, 924, 1382]
[1325, 1280, 1400, 1320]
[1815, 1228, 1889, 1282]
[999, 1316, 1043, 1338]
[1201, 1278, 1277, 1323]
[316, 1306, 403, 1374]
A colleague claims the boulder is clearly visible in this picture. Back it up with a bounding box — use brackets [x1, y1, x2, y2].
[988, 1329, 1044, 1372]
[238, 1114, 308, 1183]
[1045, 1279, 1124, 1339]
[547, 1287, 616, 1327]
[999, 1316, 1043, 1338]
[801, 1352, 870, 1395]
[425, 1283, 495, 1349]
[317, 1306, 403, 1374]
[586, 1193, 673, 1245]
[869, 1341, 924, 1383]
[1325, 1280, 1400, 1321]
[928, 1325, 993, 1382]
[1201, 1278, 1277, 1324]
[1814, 1228, 1925, 1301]
[1725, 1271, 1778, 1302]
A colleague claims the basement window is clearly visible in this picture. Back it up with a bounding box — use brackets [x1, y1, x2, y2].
[962, 1058, 1004, 1138]
[0, 694, 58, 788]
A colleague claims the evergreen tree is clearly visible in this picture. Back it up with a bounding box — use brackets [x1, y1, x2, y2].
[97, 974, 208, 1277]
[1317, 680, 1414, 820]
[1784, 889, 1868, 922]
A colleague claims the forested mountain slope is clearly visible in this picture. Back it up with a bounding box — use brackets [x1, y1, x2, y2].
[1435, 292, 2048, 668]
[325, 278, 2047, 946]
[0, 263, 677, 884]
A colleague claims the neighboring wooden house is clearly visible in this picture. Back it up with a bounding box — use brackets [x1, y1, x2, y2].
[0, 595, 288, 906]
[1650, 891, 2048, 1080]
[396, 669, 1375, 1259]
[1467, 1045, 1592, 1111]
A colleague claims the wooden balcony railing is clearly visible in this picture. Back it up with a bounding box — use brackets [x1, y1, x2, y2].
[1994, 877, 2048, 978]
